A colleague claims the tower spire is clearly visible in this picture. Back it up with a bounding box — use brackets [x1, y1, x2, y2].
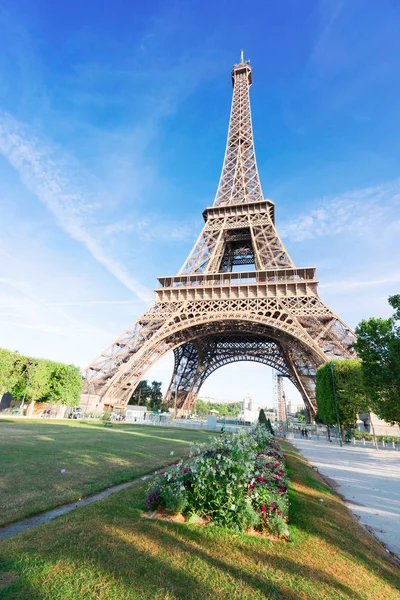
[214, 51, 262, 206]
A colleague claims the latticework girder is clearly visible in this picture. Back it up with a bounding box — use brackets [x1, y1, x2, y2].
[82, 53, 357, 422]
[164, 332, 298, 414]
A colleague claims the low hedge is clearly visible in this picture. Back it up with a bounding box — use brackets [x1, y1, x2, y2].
[145, 425, 289, 537]
[352, 430, 399, 443]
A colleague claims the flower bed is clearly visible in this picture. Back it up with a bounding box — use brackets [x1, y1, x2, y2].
[145, 425, 289, 537]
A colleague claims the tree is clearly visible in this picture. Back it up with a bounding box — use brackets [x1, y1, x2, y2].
[0, 349, 20, 395]
[128, 381, 152, 406]
[148, 381, 163, 411]
[295, 411, 306, 423]
[46, 363, 82, 406]
[258, 408, 267, 425]
[354, 295, 400, 425]
[23, 359, 51, 403]
[0, 349, 81, 407]
[194, 400, 241, 417]
[128, 380, 164, 411]
[8, 354, 32, 403]
[316, 360, 369, 440]
[266, 418, 274, 435]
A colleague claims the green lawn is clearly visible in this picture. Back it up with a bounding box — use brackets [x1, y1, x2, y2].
[0, 419, 214, 526]
[0, 440, 398, 599]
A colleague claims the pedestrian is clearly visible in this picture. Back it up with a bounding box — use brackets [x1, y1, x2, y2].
[301, 429, 304, 439]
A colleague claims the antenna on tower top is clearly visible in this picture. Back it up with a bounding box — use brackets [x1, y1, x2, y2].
[240, 49, 244, 64]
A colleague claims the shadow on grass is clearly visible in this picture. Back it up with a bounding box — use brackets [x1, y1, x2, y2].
[1, 510, 385, 600]
[0, 519, 300, 600]
[140, 518, 363, 600]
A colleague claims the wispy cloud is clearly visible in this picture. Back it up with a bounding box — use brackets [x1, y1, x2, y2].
[0, 111, 152, 301]
[280, 179, 400, 242]
[310, 0, 345, 64]
[102, 218, 195, 242]
[0, 276, 106, 335]
[320, 273, 400, 293]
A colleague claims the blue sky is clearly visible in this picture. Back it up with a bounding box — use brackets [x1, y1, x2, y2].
[1, 0, 399, 407]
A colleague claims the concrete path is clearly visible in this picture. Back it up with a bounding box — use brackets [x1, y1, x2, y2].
[291, 438, 400, 560]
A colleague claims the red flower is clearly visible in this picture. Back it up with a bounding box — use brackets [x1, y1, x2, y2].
[261, 505, 267, 513]
[256, 476, 264, 482]
[247, 491, 252, 496]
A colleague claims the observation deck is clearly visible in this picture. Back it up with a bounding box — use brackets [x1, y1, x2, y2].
[203, 199, 275, 223]
[155, 267, 319, 303]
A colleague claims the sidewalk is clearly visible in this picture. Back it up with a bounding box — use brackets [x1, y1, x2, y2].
[290, 438, 400, 560]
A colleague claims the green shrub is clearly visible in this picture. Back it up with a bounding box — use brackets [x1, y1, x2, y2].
[353, 430, 399, 443]
[161, 486, 188, 514]
[102, 409, 112, 422]
[241, 503, 260, 530]
[146, 425, 289, 536]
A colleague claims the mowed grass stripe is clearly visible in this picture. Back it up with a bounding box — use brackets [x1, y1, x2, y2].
[0, 440, 399, 599]
[0, 420, 214, 526]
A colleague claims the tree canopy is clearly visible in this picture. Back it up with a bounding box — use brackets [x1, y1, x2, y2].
[316, 359, 368, 427]
[128, 380, 167, 412]
[258, 408, 267, 425]
[354, 294, 400, 425]
[0, 348, 82, 406]
[195, 400, 241, 417]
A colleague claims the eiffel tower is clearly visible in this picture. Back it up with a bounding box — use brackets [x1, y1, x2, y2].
[82, 51, 356, 419]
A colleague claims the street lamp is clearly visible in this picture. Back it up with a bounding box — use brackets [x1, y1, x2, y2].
[19, 361, 34, 416]
[328, 361, 342, 447]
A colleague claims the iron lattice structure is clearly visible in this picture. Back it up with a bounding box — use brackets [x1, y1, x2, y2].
[82, 53, 356, 419]
[275, 373, 287, 423]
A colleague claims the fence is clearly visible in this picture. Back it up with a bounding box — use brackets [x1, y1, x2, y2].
[288, 430, 400, 451]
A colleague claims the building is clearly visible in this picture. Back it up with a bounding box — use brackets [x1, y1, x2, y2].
[238, 396, 275, 424]
[358, 412, 400, 437]
[286, 401, 305, 416]
[125, 405, 147, 423]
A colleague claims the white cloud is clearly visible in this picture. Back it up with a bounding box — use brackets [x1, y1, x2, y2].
[0, 111, 152, 301]
[103, 217, 196, 243]
[320, 273, 400, 293]
[280, 179, 400, 242]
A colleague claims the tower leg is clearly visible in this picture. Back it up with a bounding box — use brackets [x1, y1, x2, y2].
[164, 342, 201, 414]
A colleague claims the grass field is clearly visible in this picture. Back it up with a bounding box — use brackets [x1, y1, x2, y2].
[0, 419, 214, 526]
[0, 440, 398, 599]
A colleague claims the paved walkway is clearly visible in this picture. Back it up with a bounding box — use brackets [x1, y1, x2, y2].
[291, 438, 400, 560]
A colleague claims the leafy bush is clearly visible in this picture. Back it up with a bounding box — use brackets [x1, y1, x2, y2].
[145, 424, 289, 536]
[102, 409, 112, 422]
[160, 485, 188, 514]
[352, 430, 399, 443]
